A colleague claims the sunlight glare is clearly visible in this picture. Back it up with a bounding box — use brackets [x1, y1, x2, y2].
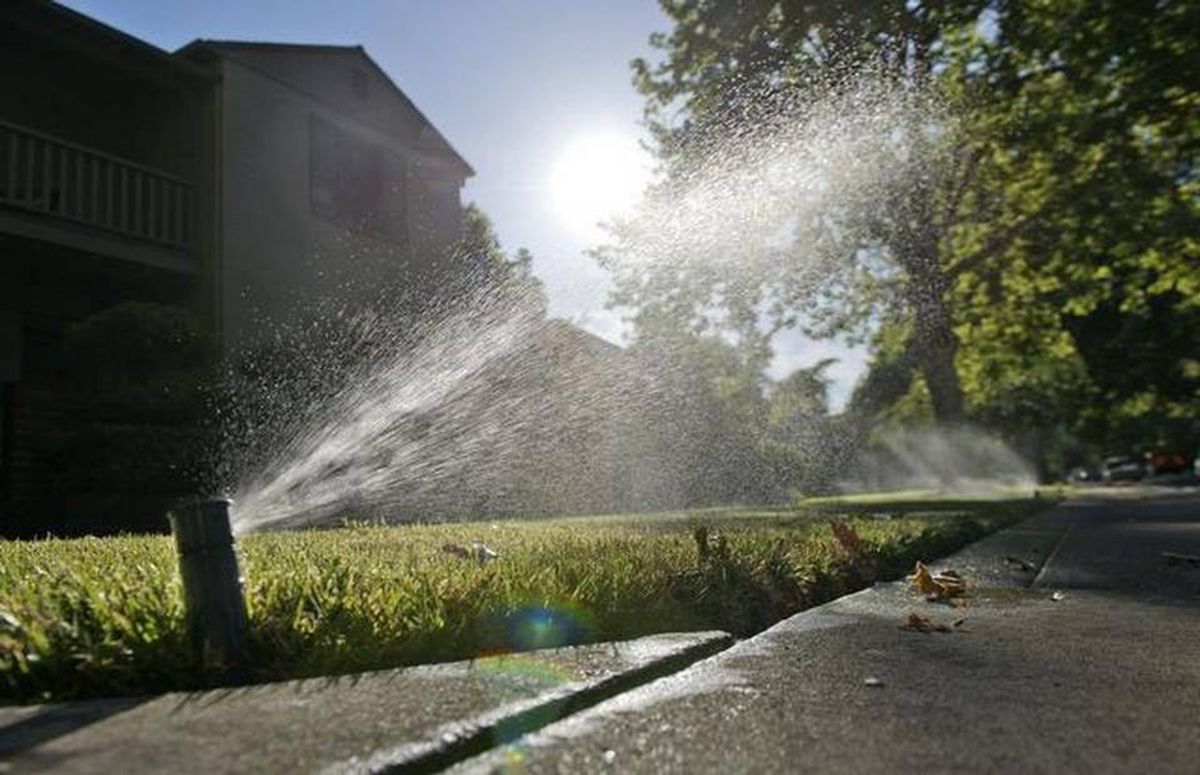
[549, 134, 650, 239]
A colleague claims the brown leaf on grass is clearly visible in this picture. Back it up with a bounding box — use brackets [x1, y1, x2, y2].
[441, 542, 500, 563]
[908, 561, 968, 600]
[901, 612, 956, 633]
[829, 520, 864, 557]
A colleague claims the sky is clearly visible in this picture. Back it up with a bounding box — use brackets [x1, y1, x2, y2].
[60, 0, 867, 407]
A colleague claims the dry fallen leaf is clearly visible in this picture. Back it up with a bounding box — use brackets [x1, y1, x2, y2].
[1050, 590, 1065, 602]
[829, 520, 864, 557]
[442, 541, 500, 563]
[933, 570, 967, 596]
[908, 561, 967, 600]
[909, 562, 941, 596]
[901, 612, 956, 633]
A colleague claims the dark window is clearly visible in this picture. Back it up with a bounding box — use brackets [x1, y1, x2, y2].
[310, 116, 406, 242]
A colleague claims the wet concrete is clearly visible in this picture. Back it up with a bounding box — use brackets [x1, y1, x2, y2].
[455, 496, 1200, 774]
[0, 631, 731, 774]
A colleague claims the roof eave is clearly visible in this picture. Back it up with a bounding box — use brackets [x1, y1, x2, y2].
[177, 39, 474, 177]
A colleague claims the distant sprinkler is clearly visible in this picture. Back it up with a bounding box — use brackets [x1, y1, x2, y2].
[168, 497, 248, 669]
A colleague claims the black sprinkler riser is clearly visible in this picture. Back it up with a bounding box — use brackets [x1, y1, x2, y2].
[168, 496, 248, 668]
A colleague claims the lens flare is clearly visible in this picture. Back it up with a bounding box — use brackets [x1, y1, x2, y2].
[505, 603, 590, 652]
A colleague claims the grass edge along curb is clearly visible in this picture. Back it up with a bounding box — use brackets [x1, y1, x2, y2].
[0, 498, 1046, 703]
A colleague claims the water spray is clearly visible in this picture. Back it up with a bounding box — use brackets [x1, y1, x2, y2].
[168, 496, 248, 668]
[222, 79, 960, 533]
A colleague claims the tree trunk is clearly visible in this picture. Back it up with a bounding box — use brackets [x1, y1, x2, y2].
[902, 236, 966, 426]
[919, 335, 965, 424]
[898, 32, 967, 427]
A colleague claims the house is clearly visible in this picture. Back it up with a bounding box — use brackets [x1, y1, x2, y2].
[0, 2, 472, 531]
[176, 38, 473, 347]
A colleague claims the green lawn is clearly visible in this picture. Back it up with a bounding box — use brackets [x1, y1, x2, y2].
[0, 498, 1044, 703]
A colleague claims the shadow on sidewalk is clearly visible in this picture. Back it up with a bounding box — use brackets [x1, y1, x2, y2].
[0, 697, 145, 760]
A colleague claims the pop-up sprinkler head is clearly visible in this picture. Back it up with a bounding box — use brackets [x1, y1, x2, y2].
[168, 496, 248, 669]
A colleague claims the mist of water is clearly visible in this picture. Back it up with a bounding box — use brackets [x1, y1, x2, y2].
[225, 290, 536, 533]
[222, 74, 1027, 533]
[609, 78, 941, 288]
[842, 426, 1037, 497]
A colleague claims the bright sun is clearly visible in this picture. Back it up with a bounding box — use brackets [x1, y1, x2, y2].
[549, 134, 650, 238]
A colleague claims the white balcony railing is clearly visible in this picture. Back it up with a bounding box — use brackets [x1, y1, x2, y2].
[0, 119, 193, 249]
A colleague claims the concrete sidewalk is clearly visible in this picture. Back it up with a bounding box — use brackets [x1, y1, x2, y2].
[0, 632, 730, 773]
[457, 495, 1200, 773]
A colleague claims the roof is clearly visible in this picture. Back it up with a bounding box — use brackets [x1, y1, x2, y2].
[7, 1, 210, 85]
[180, 40, 364, 56]
[541, 319, 624, 354]
[178, 39, 473, 177]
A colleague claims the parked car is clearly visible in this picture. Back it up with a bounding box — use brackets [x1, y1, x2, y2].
[1066, 466, 1101, 484]
[1101, 455, 1147, 483]
[1147, 449, 1192, 476]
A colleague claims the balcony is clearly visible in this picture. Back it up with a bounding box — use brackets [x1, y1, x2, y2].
[0, 119, 197, 275]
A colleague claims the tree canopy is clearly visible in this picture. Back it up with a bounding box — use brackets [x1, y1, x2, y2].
[605, 0, 1199, 475]
[449, 203, 548, 315]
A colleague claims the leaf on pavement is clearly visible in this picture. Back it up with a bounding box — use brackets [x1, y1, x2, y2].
[901, 612, 957, 633]
[908, 561, 967, 600]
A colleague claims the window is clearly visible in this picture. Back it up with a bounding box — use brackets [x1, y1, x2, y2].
[310, 116, 406, 242]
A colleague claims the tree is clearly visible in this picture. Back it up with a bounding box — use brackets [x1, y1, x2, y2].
[944, 0, 1200, 462]
[762, 358, 852, 494]
[447, 204, 548, 315]
[610, 0, 992, 426]
[622, 307, 779, 505]
[613, 0, 1199, 473]
[49, 303, 218, 530]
